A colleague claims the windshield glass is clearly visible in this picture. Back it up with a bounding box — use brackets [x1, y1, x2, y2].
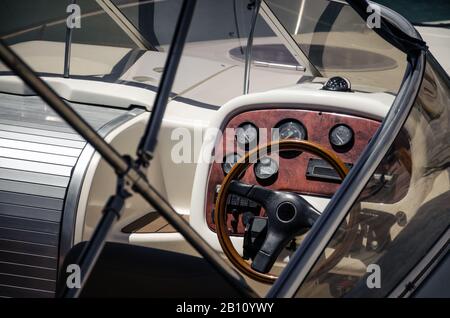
[0, 0, 304, 103]
[295, 58, 450, 297]
[0, 0, 142, 77]
[1, 0, 410, 97]
[264, 0, 408, 93]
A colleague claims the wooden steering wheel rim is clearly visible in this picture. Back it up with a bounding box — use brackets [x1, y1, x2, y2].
[214, 139, 349, 284]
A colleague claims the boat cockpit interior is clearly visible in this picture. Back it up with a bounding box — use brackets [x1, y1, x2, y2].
[0, 0, 448, 298]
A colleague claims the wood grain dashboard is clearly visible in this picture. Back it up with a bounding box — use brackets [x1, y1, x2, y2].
[205, 108, 380, 235]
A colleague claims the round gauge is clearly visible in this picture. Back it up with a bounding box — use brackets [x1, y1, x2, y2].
[236, 123, 258, 148]
[222, 153, 242, 175]
[254, 157, 279, 180]
[272, 120, 306, 141]
[330, 124, 354, 148]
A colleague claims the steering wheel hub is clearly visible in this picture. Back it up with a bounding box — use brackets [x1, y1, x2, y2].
[276, 202, 297, 223]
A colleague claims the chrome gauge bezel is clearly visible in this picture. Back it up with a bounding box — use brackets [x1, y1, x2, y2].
[222, 153, 242, 175]
[235, 122, 259, 149]
[329, 124, 354, 150]
[254, 156, 279, 182]
[272, 119, 307, 142]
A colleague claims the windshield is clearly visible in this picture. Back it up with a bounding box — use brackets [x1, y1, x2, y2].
[264, 0, 408, 93]
[295, 57, 450, 297]
[0, 0, 301, 101]
[1, 0, 409, 96]
[0, 0, 151, 83]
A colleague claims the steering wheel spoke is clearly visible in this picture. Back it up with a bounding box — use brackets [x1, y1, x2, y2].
[252, 229, 291, 273]
[229, 180, 276, 207]
[292, 193, 322, 227]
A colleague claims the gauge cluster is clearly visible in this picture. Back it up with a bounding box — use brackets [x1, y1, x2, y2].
[221, 119, 357, 177]
[207, 108, 380, 235]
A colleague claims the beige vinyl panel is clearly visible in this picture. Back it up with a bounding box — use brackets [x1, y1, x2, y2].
[179, 66, 302, 107]
[120, 50, 233, 95]
[77, 98, 218, 253]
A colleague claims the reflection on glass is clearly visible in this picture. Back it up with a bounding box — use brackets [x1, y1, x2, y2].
[295, 59, 450, 297]
[265, 0, 408, 93]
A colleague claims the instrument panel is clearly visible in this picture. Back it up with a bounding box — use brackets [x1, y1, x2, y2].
[206, 108, 380, 235]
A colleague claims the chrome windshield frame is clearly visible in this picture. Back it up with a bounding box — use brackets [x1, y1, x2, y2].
[95, 0, 154, 50]
[259, 1, 321, 77]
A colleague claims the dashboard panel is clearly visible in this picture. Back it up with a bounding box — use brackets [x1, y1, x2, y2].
[205, 108, 380, 235]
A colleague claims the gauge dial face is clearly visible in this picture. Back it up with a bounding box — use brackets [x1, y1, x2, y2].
[222, 153, 242, 175]
[254, 157, 279, 180]
[236, 123, 258, 148]
[330, 124, 353, 148]
[273, 120, 306, 141]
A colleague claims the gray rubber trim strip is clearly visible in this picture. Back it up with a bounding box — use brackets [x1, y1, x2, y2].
[0, 118, 76, 133]
[0, 139, 82, 157]
[0, 227, 58, 246]
[0, 261, 56, 280]
[0, 215, 59, 234]
[0, 273, 55, 291]
[0, 284, 55, 298]
[0, 123, 83, 141]
[0, 202, 61, 222]
[0, 158, 73, 176]
[0, 180, 67, 198]
[0, 169, 70, 188]
[0, 250, 57, 268]
[0, 148, 77, 166]
[0, 131, 85, 148]
[0, 191, 63, 210]
[0, 239, 57, 258]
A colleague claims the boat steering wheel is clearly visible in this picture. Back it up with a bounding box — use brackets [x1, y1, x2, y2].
[214, 139, 349, 284]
